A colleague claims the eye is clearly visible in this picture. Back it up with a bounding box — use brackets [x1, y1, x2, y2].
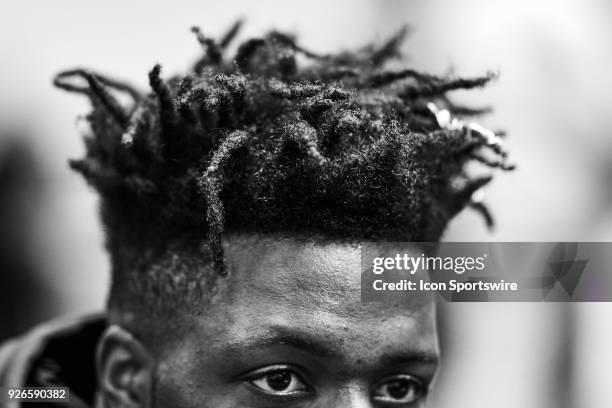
[246, 365, 310, 396]
[371, 374, 425, 405]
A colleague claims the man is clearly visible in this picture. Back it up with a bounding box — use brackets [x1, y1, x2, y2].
[0, 22, 511, 407]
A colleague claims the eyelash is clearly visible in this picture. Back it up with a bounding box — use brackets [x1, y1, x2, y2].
[371, 374, 428, 405]
[243, 364, 312, 398]
[242, 364, 429, 405]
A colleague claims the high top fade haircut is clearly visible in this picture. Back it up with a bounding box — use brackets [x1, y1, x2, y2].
[54, 21, 513, 319]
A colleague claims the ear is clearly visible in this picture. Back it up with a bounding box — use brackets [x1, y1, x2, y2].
[96, 325, 155, 408]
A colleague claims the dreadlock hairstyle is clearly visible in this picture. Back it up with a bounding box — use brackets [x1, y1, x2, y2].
[54, 22, 513, 316]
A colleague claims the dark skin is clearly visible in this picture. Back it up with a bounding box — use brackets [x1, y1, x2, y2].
[96, 235, 439, 408]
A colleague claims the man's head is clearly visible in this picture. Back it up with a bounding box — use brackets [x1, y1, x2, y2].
[147, 235, 438, 407]
[55, 21, 510, 407]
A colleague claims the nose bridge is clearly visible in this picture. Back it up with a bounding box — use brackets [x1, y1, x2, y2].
[331, 382, 372, 408]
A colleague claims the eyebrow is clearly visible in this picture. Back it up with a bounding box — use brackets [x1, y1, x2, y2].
[223, 326, 440, 366]
[225, 328, 337, 359]
[379, 350, 439, 367]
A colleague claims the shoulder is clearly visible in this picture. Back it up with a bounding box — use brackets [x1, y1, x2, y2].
[0, 313, 106, 387]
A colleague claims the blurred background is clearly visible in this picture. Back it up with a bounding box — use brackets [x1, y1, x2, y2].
[1, 0, 611, 406]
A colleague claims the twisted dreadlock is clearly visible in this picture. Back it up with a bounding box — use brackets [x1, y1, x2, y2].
[55, 22, 512, 303]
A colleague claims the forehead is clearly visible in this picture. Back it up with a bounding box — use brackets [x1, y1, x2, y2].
[201, 235, 438, 350]
[221, 236, 431, 310]
[225, 236, 360, 309]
